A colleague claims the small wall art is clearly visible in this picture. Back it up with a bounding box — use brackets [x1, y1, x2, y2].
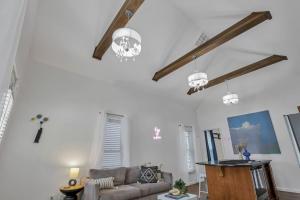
[31, 114, 49, 143]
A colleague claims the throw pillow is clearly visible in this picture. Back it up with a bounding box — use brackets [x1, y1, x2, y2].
[92, 177, 114, 189]
[89, 167, 127, 186]
[138, 166, 158, 183]
[125, 166, 141, 184]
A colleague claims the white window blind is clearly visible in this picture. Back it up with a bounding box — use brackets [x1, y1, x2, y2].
[184, 126, 195, 173]
[0, 89, 14, 143]
[103, 114, 123, 168]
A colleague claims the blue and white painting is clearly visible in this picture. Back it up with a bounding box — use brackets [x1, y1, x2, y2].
[227, 110, 281, 154]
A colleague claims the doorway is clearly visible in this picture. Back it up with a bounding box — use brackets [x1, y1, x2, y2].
[204, 129, 224, 161]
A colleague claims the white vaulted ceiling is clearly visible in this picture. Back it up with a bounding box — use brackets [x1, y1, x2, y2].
[27, 0, 300, 106]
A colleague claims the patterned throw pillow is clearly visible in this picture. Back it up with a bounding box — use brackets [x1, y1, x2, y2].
[138, 166, 158, 183]
[92, 177, 114, 189]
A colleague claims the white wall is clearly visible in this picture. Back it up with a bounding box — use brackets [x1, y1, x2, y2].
[196, 68, 300, 193]
[4, 0, 300, 197]
[0, 60, 198, 200]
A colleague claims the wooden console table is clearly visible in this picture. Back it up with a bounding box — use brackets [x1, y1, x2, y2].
[196, 160, 278, 200]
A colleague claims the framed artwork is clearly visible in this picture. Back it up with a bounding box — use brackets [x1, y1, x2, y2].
[227, 110, 281, 154]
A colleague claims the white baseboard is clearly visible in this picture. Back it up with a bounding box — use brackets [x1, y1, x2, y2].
[277, 187, 300, 194]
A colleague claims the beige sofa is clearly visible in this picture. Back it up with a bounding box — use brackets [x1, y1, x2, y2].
[83, 167, 173, 200]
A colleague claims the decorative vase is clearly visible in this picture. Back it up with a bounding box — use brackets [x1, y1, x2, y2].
[243, 149, 251, 161]
[238, 152, 243, 160]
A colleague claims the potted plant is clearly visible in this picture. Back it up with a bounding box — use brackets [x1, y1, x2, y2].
[169, 179, 187, 195]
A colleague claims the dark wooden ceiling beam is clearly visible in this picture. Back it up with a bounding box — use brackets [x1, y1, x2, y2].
[187, 55, 288, 95]
[93, 0, 144, 60]
[152, 11, 272, 81]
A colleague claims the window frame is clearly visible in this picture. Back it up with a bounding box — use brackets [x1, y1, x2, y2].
[102, 113, 123, 169]
[0, 89, 14, 143]
[184, 125, 196, 173]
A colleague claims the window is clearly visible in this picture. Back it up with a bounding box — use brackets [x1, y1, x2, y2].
[0, 67, 17, 144]
[204, 130, 218, 161]
[0, 89, 14, 143]
[184, 126, 195, 173]
[103, 114, 123, 168]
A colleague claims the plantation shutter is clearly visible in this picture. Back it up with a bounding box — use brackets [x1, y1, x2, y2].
[103, 114, 123, 168]
[184, 126, 195, 173]
[0, 68, 16, 144]
[0, 89, 13, 143]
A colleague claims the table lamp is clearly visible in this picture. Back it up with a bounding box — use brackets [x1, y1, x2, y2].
[69, 167, 79, 186]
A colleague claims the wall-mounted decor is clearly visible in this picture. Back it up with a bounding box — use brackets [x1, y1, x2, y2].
[227, 110, 281, 154]
[31, 114, 49, 143]
[153, 126, 161, 140]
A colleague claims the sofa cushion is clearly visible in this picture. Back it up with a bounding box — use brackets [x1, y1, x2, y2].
[138, 166, 158, 183]
[90, 167, 127, 186]
[125, 166, 140, 184]
[130, 182, 171, 196]
[99, 185, 141, 200]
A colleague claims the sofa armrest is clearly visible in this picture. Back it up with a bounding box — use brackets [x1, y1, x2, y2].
[162, 172, 173, 187]
[82, 180, 98, 200]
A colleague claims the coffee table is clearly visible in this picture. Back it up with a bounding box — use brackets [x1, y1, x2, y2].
[157, 193, 197, 200]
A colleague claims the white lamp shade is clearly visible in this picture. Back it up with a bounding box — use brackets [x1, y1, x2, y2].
[112, 28, 141, 43]
[112, 27, 141, 58]
[188, 72, 208, 88]
[69, 168, 79, 179]
[223, 93, 239, 105]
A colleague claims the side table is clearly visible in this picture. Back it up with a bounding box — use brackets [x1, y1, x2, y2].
[60, 185, 84, 200]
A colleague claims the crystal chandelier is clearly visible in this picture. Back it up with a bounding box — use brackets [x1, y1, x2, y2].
[188, 72, 208, 89]
[223, 80, 239, 105]
[111, 10, 141, 62]
[223, 92, 239, 105]
[188, 56, 208, 91]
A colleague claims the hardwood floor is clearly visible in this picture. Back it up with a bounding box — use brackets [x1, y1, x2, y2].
[187, 183, 300, 200]
[278, 191, 300, 200]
